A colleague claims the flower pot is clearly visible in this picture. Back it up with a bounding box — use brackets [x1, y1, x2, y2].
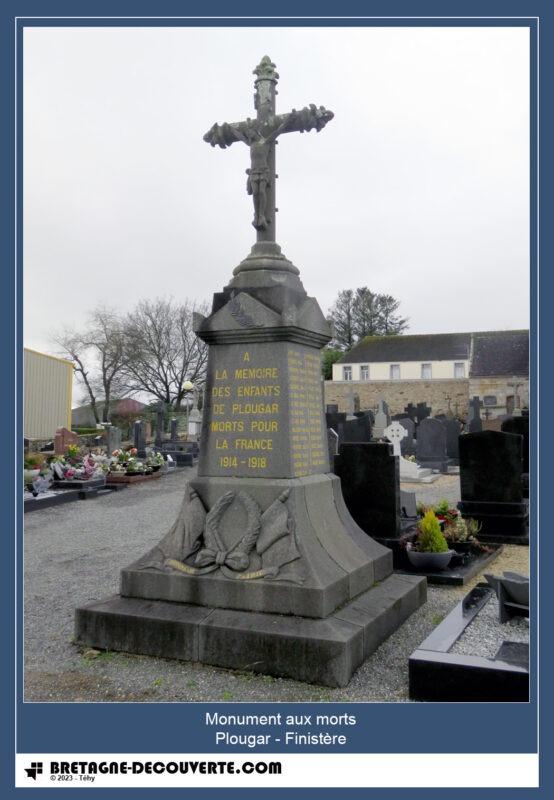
[24, 469, 40, 484]
[407, 548, 454, 572]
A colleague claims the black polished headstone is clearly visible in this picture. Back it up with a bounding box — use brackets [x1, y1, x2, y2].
[326, 404, 339, 414]
[501, 416, 529, 473]
[416, 417, 448, 471]
[325, 411, 347, 432]
[458, 430, 528, 542]
[338, 416, 372, 444]
[334, 442, 400, 538]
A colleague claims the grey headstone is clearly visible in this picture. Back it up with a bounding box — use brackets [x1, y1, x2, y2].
[416, 417, 448, 470]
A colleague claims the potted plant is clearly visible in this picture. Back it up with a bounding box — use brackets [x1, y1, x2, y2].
[145, 451, 164, 471]
[24, 453, 44, 484]
[407, 510, 454, 571]
[444, 516, 481, 554]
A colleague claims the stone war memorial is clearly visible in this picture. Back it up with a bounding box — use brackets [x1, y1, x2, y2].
[75, 57, 426, 687]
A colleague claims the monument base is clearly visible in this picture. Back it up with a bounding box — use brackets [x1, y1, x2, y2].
[458, 500, 529, 545]
[75, 573, 426, 688]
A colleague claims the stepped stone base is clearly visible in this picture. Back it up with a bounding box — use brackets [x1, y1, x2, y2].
[75, 573, 426, 687]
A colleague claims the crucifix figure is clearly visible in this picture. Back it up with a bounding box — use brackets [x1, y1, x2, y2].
[203, 56, 334, 238]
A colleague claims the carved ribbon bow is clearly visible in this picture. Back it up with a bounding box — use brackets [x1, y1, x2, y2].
[194, 491, 261, 573]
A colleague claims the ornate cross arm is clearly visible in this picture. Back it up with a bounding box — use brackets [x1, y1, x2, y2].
[203, 121, 252, 149]
[273, 104, 334, 138]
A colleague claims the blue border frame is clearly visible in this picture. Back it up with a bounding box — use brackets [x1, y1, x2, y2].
[3, 1, 549, 797]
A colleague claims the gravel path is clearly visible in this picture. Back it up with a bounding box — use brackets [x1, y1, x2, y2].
[24, 470, 529, 703]
[450, 596, 529, 658]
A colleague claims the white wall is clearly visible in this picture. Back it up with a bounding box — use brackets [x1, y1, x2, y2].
[332, 360, 469, 381]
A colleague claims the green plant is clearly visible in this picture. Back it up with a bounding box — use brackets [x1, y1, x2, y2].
[434, 499, 450, 515]
[24, 453, 44, 469]
[416, 501, 429, 517]
[466, 518, 482, 539]
[417, 510, 449, 553]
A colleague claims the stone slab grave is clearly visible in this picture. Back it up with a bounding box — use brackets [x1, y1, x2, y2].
[76, 57, 425, 688]
[333, 441, 419, 568]
[457, 430, 529, 544]
[383, 421, 437, 484]
[409, 584, 528, 701]
[416, 417, 450, 473]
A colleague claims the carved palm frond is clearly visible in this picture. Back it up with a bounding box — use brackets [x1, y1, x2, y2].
[204, 491, 235, 551]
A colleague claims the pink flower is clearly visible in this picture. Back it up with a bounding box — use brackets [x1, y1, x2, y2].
[130, 448, 137, 455]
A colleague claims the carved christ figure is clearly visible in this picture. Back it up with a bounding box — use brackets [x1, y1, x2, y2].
[203, 104, 334, 231]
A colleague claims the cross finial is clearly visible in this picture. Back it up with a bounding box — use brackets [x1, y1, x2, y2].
[203, 57, 333, 243]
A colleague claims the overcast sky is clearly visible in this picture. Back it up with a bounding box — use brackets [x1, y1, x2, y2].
[24, 25, 530, 354]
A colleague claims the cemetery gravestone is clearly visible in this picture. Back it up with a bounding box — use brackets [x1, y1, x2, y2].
[133, 420, 147, 458]
[155, 403, 165, 449]
[384, 421, 407, 457]
[443, 416, 461, 463]
[501, 416, 529, 474]
[325, 410, 347, 432]
[416, 402, 431, 424]
[458, 430, 528, 543]
[373, 399, 390, 439]
[468, 396, 483, 433]
[326, 404, 339, 414]
[338, 415, 372, 444]
[76, 56, 425, 688]
[416, 417, 449, 472]
[326, 427, 339, 470]
[106, 425, 122, 456]
[54, 427, 79, 456]
[334, 442, 419, 566]
[397, 417, 416, 456]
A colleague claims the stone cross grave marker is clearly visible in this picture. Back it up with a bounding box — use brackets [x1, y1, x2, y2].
[384, 421, 407, 457]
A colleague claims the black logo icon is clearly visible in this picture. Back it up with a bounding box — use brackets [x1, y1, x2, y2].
[24, 762, 43, 780]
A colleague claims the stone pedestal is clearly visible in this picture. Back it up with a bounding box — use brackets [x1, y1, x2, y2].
[75, 249, 426, 686]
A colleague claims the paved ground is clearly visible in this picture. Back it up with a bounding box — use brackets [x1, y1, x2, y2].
[24, 470, 529, 703]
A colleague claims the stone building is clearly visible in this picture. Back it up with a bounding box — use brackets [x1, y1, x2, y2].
[324, 330, 528, 419]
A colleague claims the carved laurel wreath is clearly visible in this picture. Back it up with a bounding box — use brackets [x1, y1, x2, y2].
[193, 490, 261, 573]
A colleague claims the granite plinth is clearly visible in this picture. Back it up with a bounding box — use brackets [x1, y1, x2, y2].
[458, 499, 529, 544]
[76, 573, 426, 688]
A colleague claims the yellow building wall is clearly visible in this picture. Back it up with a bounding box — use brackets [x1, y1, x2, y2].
[332, 360, 469, 381]
[24, 349, 73, 439]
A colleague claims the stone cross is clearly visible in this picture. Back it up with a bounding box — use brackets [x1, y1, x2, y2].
[384, 421, 408, 457]
[203, 55, 334, 241]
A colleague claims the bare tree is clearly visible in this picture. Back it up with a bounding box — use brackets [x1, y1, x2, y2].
[53, 330, 101, 423]
[121, 298, 209, 409]
[54, 306, 126, 423]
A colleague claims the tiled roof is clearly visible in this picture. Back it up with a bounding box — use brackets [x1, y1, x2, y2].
[469, 330, 529, 377]
[337, 332, 471, 364]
